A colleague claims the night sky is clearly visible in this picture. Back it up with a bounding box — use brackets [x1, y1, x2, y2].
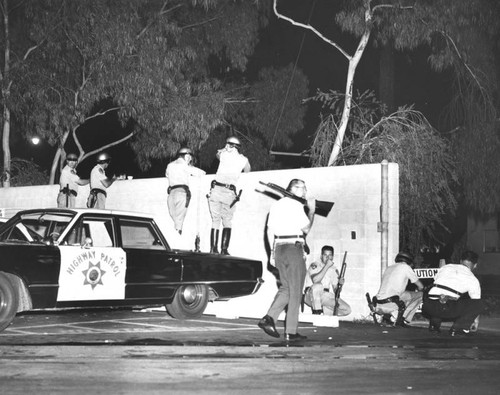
[19, 0, 452, 180]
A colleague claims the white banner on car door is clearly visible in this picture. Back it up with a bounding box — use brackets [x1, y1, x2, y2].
[57, 246, 126, 301]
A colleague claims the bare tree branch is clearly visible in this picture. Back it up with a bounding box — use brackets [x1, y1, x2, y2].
[273, 0, 351, 60]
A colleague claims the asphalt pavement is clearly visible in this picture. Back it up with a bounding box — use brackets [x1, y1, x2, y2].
[1, 309, 500, 394]
[0, 308, 499, 347]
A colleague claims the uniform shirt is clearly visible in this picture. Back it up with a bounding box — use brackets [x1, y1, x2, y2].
[376, 262, 419, 299]
[267, 197, 309, 237]
[90, 164, 107, 190]
[215, 149, 250, 185]
[428, 263, 481, 299]
[59, 165, 80, 191]
[307, 260, 340, 290]
[165, 158, 205, 186]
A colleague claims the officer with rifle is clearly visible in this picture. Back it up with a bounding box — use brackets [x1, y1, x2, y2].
[258, 178, 316, 341]
[304, 246, 351, 316]
[57, 152, 89, 208]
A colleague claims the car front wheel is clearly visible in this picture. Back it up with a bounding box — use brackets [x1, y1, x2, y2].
[166, 284, 209, 319]
[0, 273, 18, 332]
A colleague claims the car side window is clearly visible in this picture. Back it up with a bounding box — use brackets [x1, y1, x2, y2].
[64, 217, 115, 247]
[119, 219, 165, 250]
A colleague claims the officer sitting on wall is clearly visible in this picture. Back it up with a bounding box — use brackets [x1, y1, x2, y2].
[57, 153, 89, 208]
[373, 251, 424, 327]
[207, 136, 250, 255]
[422, 250, 484, 336]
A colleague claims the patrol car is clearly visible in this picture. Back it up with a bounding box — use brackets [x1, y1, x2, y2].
[0, 208, 263, 331]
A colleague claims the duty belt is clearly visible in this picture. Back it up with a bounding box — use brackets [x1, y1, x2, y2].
[427, 284, 462, 303]
[373, 295, 401, 305]
[208, 180, 242, 208]
[275, 235, 304, 239]
[212, 180, 236, 192]
[168, 184, 191, 208]
[429, 284, 462, 297]
[87, 188, 107, 208]
[60, 186, 77, 197]
[90, 188, 107, 198]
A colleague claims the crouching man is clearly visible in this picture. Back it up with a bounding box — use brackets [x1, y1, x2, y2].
[304, 245, 351, 316]
[374, 251, 424, 327]
[422, 250, 484, 336]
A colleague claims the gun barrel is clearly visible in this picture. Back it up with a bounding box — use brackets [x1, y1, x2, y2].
[259, 181, 334, 217]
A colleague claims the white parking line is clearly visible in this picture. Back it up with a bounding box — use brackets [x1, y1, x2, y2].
[0, 316, 261, 336]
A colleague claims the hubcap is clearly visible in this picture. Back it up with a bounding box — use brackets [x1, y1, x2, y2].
[182, 285, 198, 304]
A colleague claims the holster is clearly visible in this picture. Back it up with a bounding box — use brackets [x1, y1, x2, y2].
[60, 186, 77, 197]
[230, 189, 242, 208]
[168, 184, 191, 208]
[87, 188, 106, 208]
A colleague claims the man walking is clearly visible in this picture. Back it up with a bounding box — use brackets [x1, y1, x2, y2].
[258, 179, 316, 341]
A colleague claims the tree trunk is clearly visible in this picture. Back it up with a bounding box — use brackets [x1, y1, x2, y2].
[1, 0, 11, 187]
[2, 104, 11, 187]
[327, 6, 372, 166]
[49, 147, 63, 185]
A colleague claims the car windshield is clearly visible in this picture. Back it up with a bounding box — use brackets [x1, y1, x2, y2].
[0, 211, 75, 243]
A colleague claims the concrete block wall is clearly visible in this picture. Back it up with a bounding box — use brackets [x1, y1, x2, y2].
[0, 163, 399, 322]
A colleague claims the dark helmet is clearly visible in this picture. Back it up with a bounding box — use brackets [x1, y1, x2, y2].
[226, 136, 241, 147]
[66, 153, 78, 161]
[395, 251, 414, 265]
[178, 147, 193, 156]
[97, 152, 111, 164]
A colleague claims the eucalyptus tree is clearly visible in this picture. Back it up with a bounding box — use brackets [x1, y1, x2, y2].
[10, 0, 307, 184]
[0, 0, 57, 187]
[273, 1, 499, 181]
[274, 0, 500, 252]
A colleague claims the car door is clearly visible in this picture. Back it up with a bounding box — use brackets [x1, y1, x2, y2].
[117, 217, 182, 302]
[57, 214, 127, 304]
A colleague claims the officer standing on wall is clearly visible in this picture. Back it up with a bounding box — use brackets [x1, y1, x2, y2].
[423, 250, 484, 336]
[165, 147, 206, 234]
[87, 152, 116, 209]
[374, 252, 424, 327]
[207, 136, 250, 255]
[258, 179, 316, 341]
[304, 245, 351, 316]
[57, 153, 89, 208]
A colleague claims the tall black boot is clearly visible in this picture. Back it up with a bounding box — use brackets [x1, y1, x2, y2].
[221, 227, 231, 255]
[210, 229, 219, 254]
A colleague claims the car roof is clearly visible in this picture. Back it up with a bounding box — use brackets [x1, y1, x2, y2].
[12, 208, 156, 220]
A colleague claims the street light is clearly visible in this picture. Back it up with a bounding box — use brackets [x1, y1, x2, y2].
[31, 136, 41, 145]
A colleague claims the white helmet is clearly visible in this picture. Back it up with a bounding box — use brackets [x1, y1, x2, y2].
[226, 136, 241, 147]
[97, 152, 111, 163]
[178, 147, 193, 156]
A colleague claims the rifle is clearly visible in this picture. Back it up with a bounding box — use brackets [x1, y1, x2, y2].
[65, 183, 69, 208]
[258, 181, 334, 217]
[333, 251, 347, 316]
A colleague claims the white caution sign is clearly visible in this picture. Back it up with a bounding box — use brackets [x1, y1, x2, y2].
[414, 268, 439, 279]
[57, 246, 126, 301]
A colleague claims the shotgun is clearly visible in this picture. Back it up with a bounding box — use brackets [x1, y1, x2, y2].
[258, 181, 334, 217]
[333, 251, 347, 316]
